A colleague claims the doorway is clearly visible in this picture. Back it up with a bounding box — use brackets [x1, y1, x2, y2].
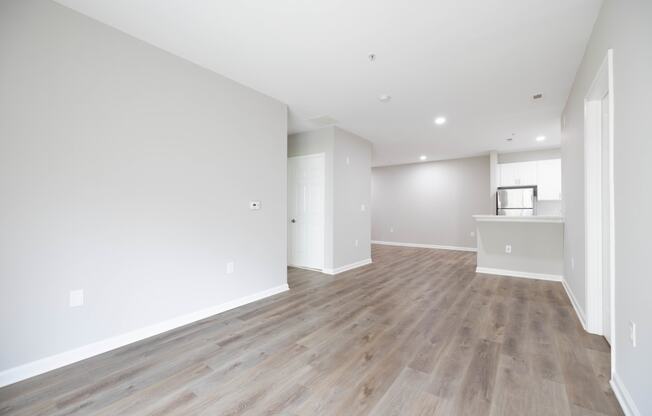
[584, 49, 615, 350]
[287, 153, 325, 270]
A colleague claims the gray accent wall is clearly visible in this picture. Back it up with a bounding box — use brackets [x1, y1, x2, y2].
[288, 127, 372, 271]
[0, 0, 287, 373]
[332, 128, 372, 268]
[372, 156, 492, 249]
[561, 0, 651, 413]
[476, 222, 564, 276]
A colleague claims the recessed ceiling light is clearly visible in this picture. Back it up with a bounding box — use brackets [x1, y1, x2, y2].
[378, 94, 392, 103]
[419, 155, 427, 161]
[536, 135, 546, 142]
[434, 116, 446, 125]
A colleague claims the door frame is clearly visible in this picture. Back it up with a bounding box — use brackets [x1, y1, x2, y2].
[583, 49, 615, 366]
[287, 153, 326, 271]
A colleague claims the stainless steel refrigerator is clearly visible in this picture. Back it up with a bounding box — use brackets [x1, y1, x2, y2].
[496, 185, 537, 216]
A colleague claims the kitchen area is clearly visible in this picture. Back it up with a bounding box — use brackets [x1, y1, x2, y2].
[474, 150, 565, 280]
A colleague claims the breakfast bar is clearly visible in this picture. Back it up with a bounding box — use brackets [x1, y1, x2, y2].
[472, 215, 564, 281]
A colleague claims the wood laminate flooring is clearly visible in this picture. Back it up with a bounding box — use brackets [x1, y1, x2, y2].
[0, 245, 623, 415]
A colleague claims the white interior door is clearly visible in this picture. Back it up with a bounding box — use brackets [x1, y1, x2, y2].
[288, 154, 325, 270]
[601, 92, 612, 345]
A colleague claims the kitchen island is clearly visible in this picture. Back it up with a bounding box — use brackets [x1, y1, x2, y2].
[473, 215, 564, 281]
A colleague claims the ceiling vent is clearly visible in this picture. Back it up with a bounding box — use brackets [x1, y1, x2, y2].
[309, 115, 338, 126]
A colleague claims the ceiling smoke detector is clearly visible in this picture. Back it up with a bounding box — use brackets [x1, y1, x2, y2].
[378, 94, 392, 103]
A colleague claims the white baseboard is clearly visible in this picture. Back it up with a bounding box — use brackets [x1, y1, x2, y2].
[561, 277, 588, 331]
[475, 267, 562, 282]
[372, 240, 476, 252]
[287, 264, 322, 272]
[0, 284, 289, 388]
[322, 258, 372, 275]
[611, 372, 642, 416]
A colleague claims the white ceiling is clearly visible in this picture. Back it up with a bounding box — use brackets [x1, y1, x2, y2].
[56, 0, 602, 166]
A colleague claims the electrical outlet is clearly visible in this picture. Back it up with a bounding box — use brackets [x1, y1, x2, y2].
[630, 321, 637, 347]
[505, 244, 512, 254]
[355, 239, 359, 247]
[69, 290, 84, 307]
[226, 261, 234, 274]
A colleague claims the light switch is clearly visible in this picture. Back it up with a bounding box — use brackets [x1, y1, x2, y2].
[226, 261, 235, 274]
[630, 321, 637, 347]
[69, 290, 84, 307]
[361, 204, 366, 212]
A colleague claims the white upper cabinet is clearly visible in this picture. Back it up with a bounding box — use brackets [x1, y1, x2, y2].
[499, 162, 537, 187]
[498, 159, 562, 200]
[499, 162, 519, 186]
[518, 162, 538, 187]
[536, 159, 562, 200]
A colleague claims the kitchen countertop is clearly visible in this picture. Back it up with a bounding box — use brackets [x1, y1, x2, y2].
[472, 215, 564, 224]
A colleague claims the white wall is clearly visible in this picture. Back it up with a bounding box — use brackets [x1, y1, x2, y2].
[332, 127, 372, 268]
[372, 156, 492, 249]
[0, 0, 287, 380]
[561, 0, 651, 414]
[288, 127, 372, 272]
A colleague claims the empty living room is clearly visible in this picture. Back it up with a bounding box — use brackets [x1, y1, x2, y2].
[1, 0, 650, 415]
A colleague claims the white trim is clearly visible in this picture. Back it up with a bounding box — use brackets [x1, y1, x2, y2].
[562, 277, 588, 331]
[475, 267, 562, 282]
[583, 49, 615, 338]
[606, 48, 616, 374]
[0, 284, 289, 388]
[287, 264, 322, 272]
[322, 258, 372, 275]
[611, 372, 641, 416]
[371, 240, 476, 252]
[472, 215, 564, 224]
[584, 96, 603, 334]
